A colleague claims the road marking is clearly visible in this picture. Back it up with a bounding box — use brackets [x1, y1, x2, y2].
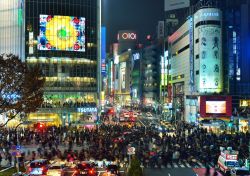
[138, 118, 147, 132]
[185, 162, 191, 168]
[167, 164, 171, 168]
[173, 163, 178, 168]
[197, 161, 205, 167]
[209, 162, 214, 168]
[168, 173, 171, 176]
[180, 163, 185, 168]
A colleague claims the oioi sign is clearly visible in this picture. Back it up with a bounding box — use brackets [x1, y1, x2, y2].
[118, 32, 137, 40]
[122, 33, 136, 40]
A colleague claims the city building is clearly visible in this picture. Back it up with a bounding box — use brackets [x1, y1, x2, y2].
[162, 0, 190, 106]
[142, 44, 161, 108]
[106, 31, 138, 107]
[164, 0, 190, 35]
[168, 1, 232, 126]
[0, 0, 25, 60]
[0, 0, 101, 126]
[222, 0, 250, 132]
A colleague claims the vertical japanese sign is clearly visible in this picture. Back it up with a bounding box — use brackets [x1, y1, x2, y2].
[189, 17, 194, 93]
[101, 27, 106, 76]
[199, 26, 222, 92]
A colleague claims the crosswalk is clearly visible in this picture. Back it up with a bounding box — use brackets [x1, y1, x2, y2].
[144, 161, 215, 169]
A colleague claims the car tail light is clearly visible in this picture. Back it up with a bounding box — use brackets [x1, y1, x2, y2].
[89, 169, 95, 175]
[28, 167, 32, 172]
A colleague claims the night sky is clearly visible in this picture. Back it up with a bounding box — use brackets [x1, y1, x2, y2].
[102, 0, 164, 47]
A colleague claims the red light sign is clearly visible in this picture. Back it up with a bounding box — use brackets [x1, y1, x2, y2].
[120, 33, 137, 40]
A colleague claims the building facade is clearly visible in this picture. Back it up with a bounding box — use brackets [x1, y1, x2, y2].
[26, 0, 100, 125]
[168, 4, 231, 123]
[0, 0, 101, 126]
[222, 0, 250, 132]
[0, 0, 25, 60]
[142, 45, 161, 107]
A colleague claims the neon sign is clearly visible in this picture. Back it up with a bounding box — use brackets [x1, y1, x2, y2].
[77, 107, 97, 113]
[121, 33, 137, 40]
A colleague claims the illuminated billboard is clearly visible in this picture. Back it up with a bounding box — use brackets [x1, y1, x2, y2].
[164, 0, 190, 11]
[199, 26, 222, 92]
[206, 101, 226, 114]
[38, 15, 85, 52]
[200, 96, 232, 117]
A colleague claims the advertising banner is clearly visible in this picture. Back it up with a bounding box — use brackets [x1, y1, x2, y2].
[120, 62, 126, 90]
[199, 26, 222, 92]
[200, 96, 232, 117]
[101, 27, 106, 76]
[206, 101, 226, 114]
[157, 21, 164, 39]
[164, 0, 189, 11]
[38, 15, 85, 52]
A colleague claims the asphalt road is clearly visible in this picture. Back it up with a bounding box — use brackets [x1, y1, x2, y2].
[143, 168, 196, 176]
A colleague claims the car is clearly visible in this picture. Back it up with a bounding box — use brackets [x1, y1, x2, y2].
[146, 112, 153, 119]
[149, 122, 158, 127]
[27, 159, 49, 175]
[61, 167, 79, 176]
[47, 162, 65, 176]
[76, 162, 97, 176]
[137, 111, 142, 116]
[132, 112, 138, 118]
[113, 136, 125, 143]
[119, 114, 125, 122]
[106, 164, 120, 176]
[124, 113, 130, 118]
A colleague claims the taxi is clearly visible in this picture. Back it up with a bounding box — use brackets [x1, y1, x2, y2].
[47, 161, 65, 176]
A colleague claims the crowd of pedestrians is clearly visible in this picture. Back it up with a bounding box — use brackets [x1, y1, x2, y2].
[0, 120, 249, 170]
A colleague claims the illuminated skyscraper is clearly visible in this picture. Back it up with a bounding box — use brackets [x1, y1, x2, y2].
[0, 0, 101, 126]
[26, 0, 100, 125]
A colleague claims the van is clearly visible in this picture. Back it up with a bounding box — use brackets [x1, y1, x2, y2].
[217, 150, 240, 174]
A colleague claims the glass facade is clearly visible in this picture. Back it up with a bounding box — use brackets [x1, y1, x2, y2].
[0, 0, 25, 59]
[25, 0, 99, 125]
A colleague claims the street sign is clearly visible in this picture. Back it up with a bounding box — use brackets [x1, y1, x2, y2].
[11, 145, 22, 157]
[127, 147, 135, 155]
[16, 145, 21, 150]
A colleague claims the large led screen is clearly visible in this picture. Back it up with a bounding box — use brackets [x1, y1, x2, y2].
[38, 15, 85, 52]
[206, 101, 226, 114]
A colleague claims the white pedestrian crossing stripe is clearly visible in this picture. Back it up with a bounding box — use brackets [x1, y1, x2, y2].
[208, 162, 214, 168]
[144, 161, 213, 169]
[185, 162, 191, 168]
[197, 161, 205, 168]
[180, 164, 185, 168]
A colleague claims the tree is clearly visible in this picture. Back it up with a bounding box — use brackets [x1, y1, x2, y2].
[128, 156, 143, 176]
[0, 54, 45, 127]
